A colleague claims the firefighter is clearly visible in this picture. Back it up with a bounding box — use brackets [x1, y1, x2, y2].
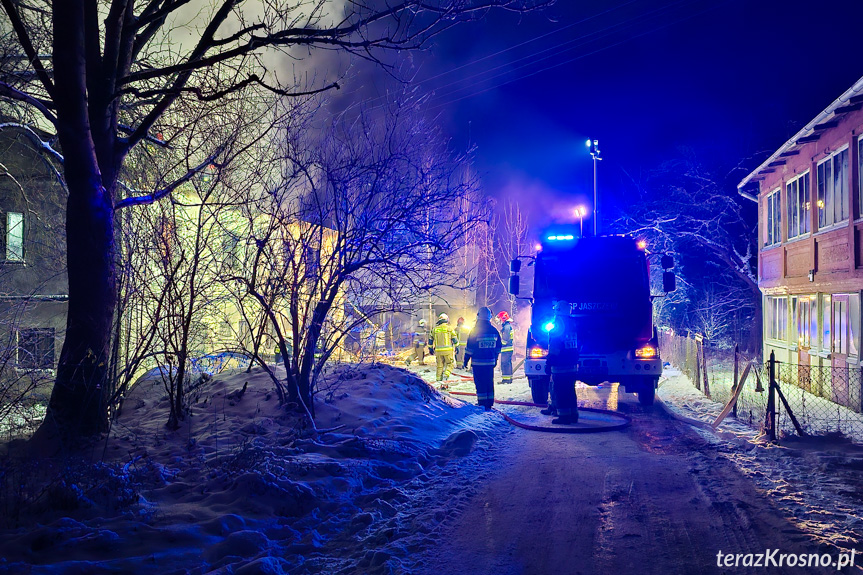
[546, 300, 580, 424]
[463, 307, 502, 411]
[431, 313, 459, 382]
[454, 317, 470, 365]
[405, 319, 428, 366]
[497, 311, 515, 384]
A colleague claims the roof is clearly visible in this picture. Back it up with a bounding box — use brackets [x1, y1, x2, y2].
[738, 74, 863, 190]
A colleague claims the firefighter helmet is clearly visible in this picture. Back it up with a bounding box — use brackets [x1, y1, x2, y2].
[418, 319, 427, 327]
[438, 313, 449, 323]
[497, 311, 510, 322]
[477, 307, 492, 320]
[457, 316, 465, 324]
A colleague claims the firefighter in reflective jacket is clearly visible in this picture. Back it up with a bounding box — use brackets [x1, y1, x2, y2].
[463, 307, 502, 410]
[546, 300, 580, 424]
[431, 313, 459, 381]
[497, 311, 515, 384]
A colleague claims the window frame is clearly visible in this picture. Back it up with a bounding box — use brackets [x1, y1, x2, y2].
[16, 327, 55, 370]
[766, 296, 788, 342]
[5, 211, 24, 262]
[764, 188, 781, 247]
[817, 146, 850, 230]
[786, 171, 810, 240]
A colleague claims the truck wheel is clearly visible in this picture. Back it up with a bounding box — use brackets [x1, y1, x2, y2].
[638, 378, 657, 406]
[529, 376, 550, 405]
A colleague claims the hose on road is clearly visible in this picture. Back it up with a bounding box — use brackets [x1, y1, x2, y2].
[445, 390, 632, 434]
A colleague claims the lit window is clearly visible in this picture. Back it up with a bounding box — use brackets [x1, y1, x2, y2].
[6, 211, 23, 261]
[793, 296, 812, 348]
[764, 189, 781, 246]
[817, 148, 849, 229]
[786, 172, 810, 240]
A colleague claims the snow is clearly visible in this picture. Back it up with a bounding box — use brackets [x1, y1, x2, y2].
[4, 357, 863, 573]
[0, 360, 513, 574]
[659, 369, 863, 554]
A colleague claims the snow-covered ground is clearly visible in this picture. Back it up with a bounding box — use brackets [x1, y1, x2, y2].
[3, 360, 863, 573]
[0, 360, 520, 575]
[659, 369, 863, 554]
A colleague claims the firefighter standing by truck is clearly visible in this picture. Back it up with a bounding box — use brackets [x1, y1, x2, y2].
[497, 311, 515, 384]
[463, 307, 502, 410]
[431, 313, 459, 382]
[546, 300, 580, 424]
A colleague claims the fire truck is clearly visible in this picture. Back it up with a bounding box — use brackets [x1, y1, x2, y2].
[509, 232, 675, 406]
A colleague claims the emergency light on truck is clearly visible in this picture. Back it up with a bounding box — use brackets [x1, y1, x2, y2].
[529, 346, 548, 359]
[635, 345, 657, 358]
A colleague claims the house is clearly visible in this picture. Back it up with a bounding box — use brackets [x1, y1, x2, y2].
[0, 123, 68, 418]
[739, 76, 863, 410]
[0, 125, 67, 368]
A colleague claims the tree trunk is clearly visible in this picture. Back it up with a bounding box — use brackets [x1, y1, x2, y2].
[39, 0, 117, 440]
[43, 178, 116, 438]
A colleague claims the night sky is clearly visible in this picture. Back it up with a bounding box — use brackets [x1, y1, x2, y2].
[380, 0, 863, 229]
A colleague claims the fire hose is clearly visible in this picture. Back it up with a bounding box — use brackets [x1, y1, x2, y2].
[442, 382, 632, 434]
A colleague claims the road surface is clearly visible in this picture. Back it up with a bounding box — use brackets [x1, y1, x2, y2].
[413, 388, 824, 575]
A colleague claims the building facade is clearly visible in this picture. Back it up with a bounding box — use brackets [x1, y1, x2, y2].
[0, 124, 68, 416]
[740, 76, 863, 409]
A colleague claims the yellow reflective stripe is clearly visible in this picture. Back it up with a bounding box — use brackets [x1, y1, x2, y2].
[476, 393, 494, 400]
[471, 359, 496, 365]
[501, 347, 514, 352]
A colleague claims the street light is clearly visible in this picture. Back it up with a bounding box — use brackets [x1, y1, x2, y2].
[573, 205, 587, 236]
[586, 139, 602, 235]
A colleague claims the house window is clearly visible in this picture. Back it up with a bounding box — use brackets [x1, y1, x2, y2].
[833, 294, 850, 355]
[858, 137, 863, 219]
[850, 293, 860, 357]
[817, 147, 849, 229]
[764, 189, 781, 246]
[786, 172, 810, 240]
[6, 211, 23, 261]
[17, 328, 55, 369]
[821, 294, 832, 351]
[766, 296, 788, 341]
[793, 295, 813, 348]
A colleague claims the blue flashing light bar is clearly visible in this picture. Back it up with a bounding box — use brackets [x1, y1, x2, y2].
[546, 234, 575, 241]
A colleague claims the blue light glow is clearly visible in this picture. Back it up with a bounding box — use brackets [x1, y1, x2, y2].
[543, 321, 555, 332]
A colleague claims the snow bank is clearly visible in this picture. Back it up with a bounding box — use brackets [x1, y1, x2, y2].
[0, 362, 510, 574]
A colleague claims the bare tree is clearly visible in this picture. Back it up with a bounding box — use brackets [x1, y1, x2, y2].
[613, 152, 760, 350]
[0, 0, 548, 441]
[227, 96, 485, 415]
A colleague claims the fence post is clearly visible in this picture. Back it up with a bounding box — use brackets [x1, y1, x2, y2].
[732, 344, 739, 419]
[765, 351, 776, 442]
[702, 337, 710, 398]
[694, 335, 702, 391]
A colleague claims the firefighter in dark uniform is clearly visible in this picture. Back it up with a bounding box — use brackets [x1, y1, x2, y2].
[463, 307, 502, 411]
[497, 311, 515, 384]
[546, 300, 580, 424]
[454, 317, 469, 365]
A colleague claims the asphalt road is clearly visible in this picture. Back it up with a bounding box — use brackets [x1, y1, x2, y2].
[413, 389, 825, 575]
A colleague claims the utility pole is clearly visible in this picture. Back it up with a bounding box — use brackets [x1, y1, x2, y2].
[586, 139, 602, 236]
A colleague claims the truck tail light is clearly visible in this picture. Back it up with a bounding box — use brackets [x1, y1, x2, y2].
[635, 345, 657, 359]
[529, 346, 548, 359]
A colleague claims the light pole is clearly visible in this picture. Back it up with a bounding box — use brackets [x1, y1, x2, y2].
[573, 205, 587, 236]
[586, 139, 602, 235]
